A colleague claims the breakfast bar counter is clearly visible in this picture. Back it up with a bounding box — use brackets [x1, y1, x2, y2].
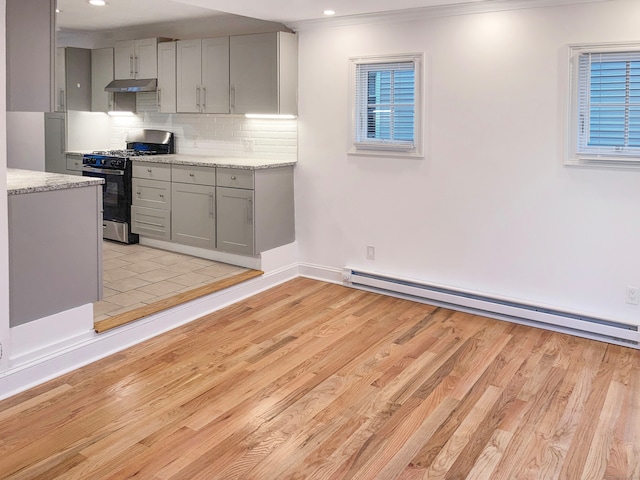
[8, 169, 104, 327]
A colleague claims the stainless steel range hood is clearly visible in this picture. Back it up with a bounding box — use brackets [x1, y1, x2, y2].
[105, 78, 157, 93]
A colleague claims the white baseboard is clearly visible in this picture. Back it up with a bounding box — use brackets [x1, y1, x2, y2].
[0, 264, 299, 401]
[298, 262, 343, 284]
[10, 304, 95, 366]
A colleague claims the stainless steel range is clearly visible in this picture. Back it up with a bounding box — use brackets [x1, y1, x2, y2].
[82, 129, 175, 244]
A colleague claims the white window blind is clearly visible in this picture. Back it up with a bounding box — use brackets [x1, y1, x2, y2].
[576, 50, 640, 158]
[354, 60, 417, 150]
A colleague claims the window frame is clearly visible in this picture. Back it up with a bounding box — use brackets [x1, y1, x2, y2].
[348, 53, 424, 158]
[567, 42, 640, 167]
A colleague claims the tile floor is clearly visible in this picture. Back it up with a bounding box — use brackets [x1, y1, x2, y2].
[94, 241, 249, 322]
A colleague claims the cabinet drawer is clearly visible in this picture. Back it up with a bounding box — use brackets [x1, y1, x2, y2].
[217, 167, 254, 189]
[172, 165, 216, 186]
[66, 155, 83, 172]
[132, 162, 171, 181]
[132, 178, 171, 210]
[131, 206, 171, 240]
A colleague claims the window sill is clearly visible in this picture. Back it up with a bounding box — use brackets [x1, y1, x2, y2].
[348, 147, 424, 159]
[565, 156, 640, 170]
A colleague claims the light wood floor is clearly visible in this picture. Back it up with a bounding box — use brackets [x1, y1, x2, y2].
[1, 278, 638, 479]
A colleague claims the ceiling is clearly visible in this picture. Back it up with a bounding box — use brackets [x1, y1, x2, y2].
[56, 0, 523, 31]
[56, 0, 226, 31]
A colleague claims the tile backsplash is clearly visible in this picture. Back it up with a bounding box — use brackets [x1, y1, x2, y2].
[109, 92, 297, 160]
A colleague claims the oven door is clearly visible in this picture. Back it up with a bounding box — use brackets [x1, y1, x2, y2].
[82, 166, 129, 223]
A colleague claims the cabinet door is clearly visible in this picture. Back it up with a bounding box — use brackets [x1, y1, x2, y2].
[216, 187, 255, 255]
[135, 38, 158, 79]
[44, 113, 66, 174]
[201, 37, 230, 114]
[157, 42, 177, 113]
[114, 40, 134, 80]
[91, 47, 114, 112]
[171, 183, 216, 249]
[65, 48, 92, 111]
[176, 39, 202, 113]
[230, 33, 278, 114]
[55, 47, 66, 112]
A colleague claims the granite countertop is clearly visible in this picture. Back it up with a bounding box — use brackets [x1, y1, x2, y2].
[131, 154, 297, 170]
[7, 169, 104, 196]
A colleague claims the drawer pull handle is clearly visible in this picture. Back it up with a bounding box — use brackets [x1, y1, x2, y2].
[137, 220, 164, 227]
[189, 173, 195, 177]
[159, 194, 164, 198]
[231, 176, 237, 180]
[147, 168, 152, 173]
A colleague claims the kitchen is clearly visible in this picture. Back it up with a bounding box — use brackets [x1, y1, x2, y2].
[3, 0, 302, 392]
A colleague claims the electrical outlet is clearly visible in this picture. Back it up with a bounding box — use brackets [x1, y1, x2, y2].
[242, 138, 254, 152]
[367, 245, 375, 260]
[626, 286, 639, 305]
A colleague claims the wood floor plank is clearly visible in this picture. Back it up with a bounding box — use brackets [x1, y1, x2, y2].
[0, 278, 638, 480]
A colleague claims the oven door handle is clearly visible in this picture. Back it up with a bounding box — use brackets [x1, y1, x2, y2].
[83, 166, 125, 176]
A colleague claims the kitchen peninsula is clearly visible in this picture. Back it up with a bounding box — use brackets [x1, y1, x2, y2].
[7, 169, 104, 327]
[130, 155, 295, 259]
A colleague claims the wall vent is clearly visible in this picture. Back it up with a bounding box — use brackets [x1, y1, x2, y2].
[343, 267, 640, 348]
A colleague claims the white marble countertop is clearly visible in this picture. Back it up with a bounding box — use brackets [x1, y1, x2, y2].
[131, 154, 297, 170]
[7, 169, 104, 196]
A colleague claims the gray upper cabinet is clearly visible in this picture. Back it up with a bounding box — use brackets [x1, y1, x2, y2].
[91, 48, 114, 113]
[115, 38, 159, 80]
[55, 47, 92, 112]
[157, 42, 177, 113]
[230, 32, 298, 115]
[176, 37, 229, 113]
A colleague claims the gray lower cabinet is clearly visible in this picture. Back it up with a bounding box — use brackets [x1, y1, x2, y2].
[216, 187, 255, 255]
[171, 182, 216, 249]
[131, 205, 171, 240]
[131, 162, 172, 240]
[131, 161, 294, 256]
[44, 112, 66, 174]
[66, 153, 83, 176]
[9, 185, 102, 327]
[216, 166, 294, 256]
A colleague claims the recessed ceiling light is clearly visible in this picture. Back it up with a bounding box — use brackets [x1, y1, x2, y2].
[323, 9, 336, 16]
[89, 0, 107, 6]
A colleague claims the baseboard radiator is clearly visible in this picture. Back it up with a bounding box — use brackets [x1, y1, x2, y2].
[343, 268, 640, 348]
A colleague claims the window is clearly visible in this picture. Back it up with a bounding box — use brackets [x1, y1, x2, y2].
[568, 43, 640, 166]
[349, 54, 423, 157]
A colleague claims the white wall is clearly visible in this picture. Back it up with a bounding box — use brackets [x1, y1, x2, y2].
[1, 0, 11, 370]
[295, 0, 640, 325]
